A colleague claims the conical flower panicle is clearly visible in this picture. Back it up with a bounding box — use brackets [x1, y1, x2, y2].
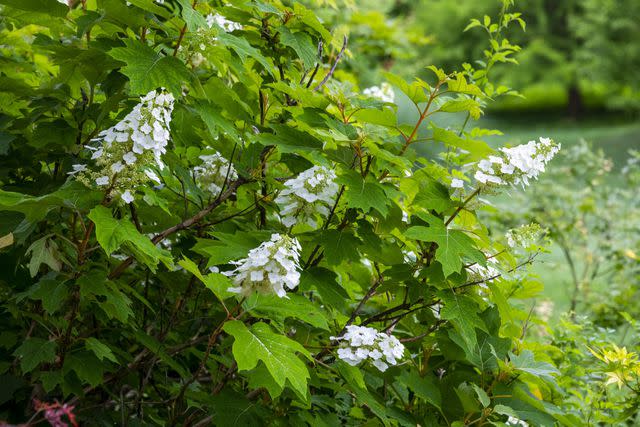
[227, 233, 302, 298]
[275, 166, 339, 228]
[474, 137, 560, 187]
[70, 89, 174, 204]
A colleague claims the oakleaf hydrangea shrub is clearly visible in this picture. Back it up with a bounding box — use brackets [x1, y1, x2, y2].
[0, 0, 605, 425]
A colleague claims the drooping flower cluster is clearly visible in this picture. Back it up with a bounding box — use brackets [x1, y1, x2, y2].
[474, 137, 560, 187]
[505, 223, 546, 249]
[193, 151, 238, 196]
[363, 82, 395, 103]
[71, 89, 173, 203]
[331, 325, 405, 372]
[275, 166, 339, 228]
[227, 234, 302, 298]
[205, 13, 243, 32]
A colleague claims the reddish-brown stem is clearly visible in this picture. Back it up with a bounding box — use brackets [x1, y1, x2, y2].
[444, 187, 481, 226]
[173, 0, 198, 57]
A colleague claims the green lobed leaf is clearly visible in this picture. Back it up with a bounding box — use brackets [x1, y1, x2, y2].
[223, 320, 311, 398]
[25, 236, 62, 277]
[84, 337, 118, 363]
[398, 370, 442, 410]
[439, 293, 487, 350]
[339, 170, 389, 216]
[217, 32, 274, 75]
[13, 338, 57, 373]
[279, 26, 317, 68]
[405, 215, 485, 277]
[108, 39, 193, 95]
[244, 293, 329, 330]
[178, 257, 235, 301]
[64, 352, 104, 387]
[299, 267, 349, 311]
[509, 350, 560, 383]
[87, 205, 173, 271]
[352, 108, 397, 127]
[78, 273, 134, 323]
[318, 229, 362, 266]
[0, 0, 68, 17]
[431, 125, 493, 161]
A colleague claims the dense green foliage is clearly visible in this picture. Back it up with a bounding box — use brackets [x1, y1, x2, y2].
[0, 0, 638, 426]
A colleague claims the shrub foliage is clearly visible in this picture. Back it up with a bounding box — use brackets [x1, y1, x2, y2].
[0, 0, 598, 425]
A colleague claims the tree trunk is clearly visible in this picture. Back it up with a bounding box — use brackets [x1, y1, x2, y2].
[567, 82, 583, 120]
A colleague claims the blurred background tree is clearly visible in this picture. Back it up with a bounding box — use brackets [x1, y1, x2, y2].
[311, 0, 640, 116]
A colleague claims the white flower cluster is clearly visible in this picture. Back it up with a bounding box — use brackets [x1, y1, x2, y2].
[275, 166, 339, 228]
[363, 82, 395, 103]
[331, 325, 405, 372]
[193, 151, 238, 196]
[206, 13, 243, 32]
[451, 178, 465, 189]
[505, 223, 545, 248]
[70, 89, 173, 203]
[474, 137, 560, 187]
[227, 234, 301, 298]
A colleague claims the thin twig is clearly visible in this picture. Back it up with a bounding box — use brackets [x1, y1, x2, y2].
[313, 36, 348, 92]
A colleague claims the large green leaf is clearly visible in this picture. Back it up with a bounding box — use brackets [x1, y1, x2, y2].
[84, 338, 118, 363]
[439, 293, 486, 350]
[0, 0, 68, 17]
[78, 273, 134, 323]
[299, 267, 349, 311]
[13, 338, 57, 373]
[108, 40, 193, 95]
[318, 229, 362, 266]
[223, 320, 311, 398]
[400, 173, 453, 214]
[397, 370, 442, 410]
[25, 236, 62, 277]
[87, 206, 172, 271]
[178, 256, 235, 301]
[244, 293, 329, 330]
[193, 100, 241, 142]
[405, 215, 484, 277]
[279, 26, 317, 68]
[510, 350, 559, 383]
[339, 170, 389, 216]
[0, 181, 101, 226]
[217, 32, 274, 75]
[64, 352, 104, 387]
[431, 125, 493, 161]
